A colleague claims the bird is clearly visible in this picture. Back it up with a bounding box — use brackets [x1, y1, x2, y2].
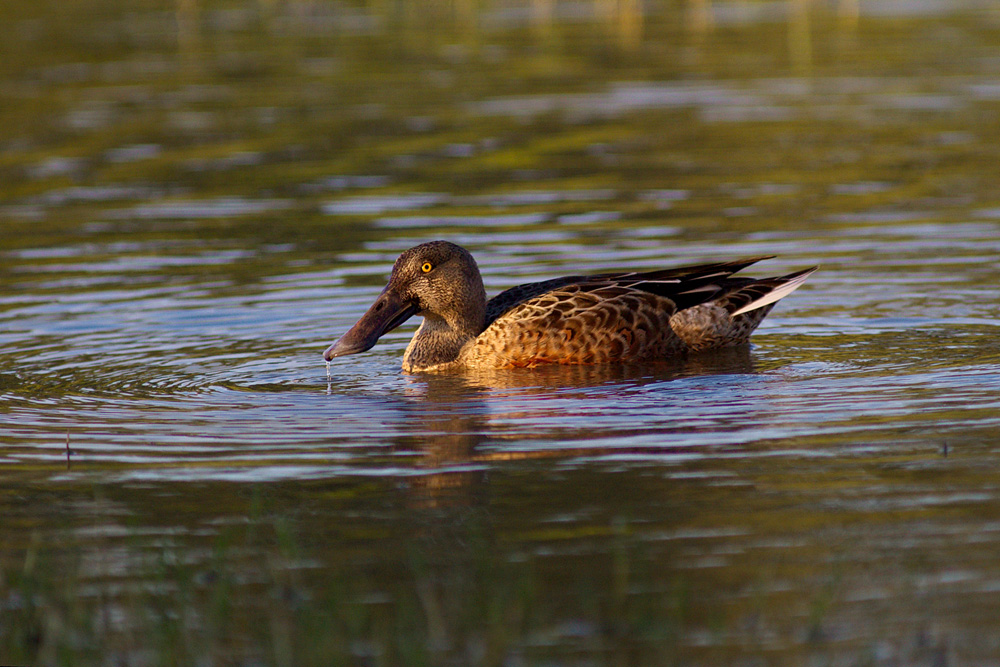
[323, 240, 815, 373]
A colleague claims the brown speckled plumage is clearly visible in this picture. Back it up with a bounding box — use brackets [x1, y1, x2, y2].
[323, 241, 816, 373]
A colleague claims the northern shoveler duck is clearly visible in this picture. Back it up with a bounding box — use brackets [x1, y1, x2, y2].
[323, 241, 816, 373]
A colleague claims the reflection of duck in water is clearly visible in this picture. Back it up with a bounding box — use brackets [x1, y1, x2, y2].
[324, 241, 815, 373]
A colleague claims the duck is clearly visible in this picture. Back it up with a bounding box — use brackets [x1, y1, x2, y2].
[323, 240, 816, 373]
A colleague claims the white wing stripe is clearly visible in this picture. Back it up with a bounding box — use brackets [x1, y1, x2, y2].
[731, 269, 816, 316]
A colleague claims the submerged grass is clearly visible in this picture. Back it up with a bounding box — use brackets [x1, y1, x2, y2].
[0, 492, 686, 667]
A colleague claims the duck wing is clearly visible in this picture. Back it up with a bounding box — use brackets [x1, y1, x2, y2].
[465, 258, 816, 368]
[470, 284, 686, 368]
[483, 256, 774, 327]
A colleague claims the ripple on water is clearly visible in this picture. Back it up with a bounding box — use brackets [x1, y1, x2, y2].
[373, 212, 549, 228]
[321, 193, 447, 215]
[109, 197, 294, 219]
[6, 215, 999, 487]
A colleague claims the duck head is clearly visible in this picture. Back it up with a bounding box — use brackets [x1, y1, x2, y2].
[323, 241, 487, 362]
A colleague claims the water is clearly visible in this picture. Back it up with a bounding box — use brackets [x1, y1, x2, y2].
[3, 0, 1000, 664]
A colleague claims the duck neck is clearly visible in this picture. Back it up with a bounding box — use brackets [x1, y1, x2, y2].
[402, 290, 486, 372]
[402, 311, 481, 372]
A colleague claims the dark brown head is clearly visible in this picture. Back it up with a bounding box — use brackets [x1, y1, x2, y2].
[323, 241, 487, 361]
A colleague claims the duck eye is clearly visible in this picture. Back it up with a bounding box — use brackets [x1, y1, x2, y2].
[421, 262, 433, 273]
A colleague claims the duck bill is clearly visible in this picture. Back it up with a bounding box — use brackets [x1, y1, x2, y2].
[323, 287, 419, 361]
